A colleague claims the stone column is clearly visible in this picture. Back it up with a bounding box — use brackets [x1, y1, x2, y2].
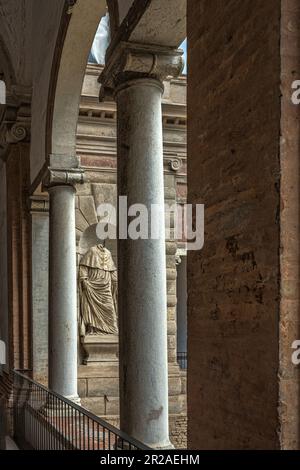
[1, 103, 32, 372]
[44, 168, 85, 401]
[30, 196, 49, 384]
[100, 43, 183, 448]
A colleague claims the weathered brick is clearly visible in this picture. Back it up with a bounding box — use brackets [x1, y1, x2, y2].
[188, 0, 281, 450]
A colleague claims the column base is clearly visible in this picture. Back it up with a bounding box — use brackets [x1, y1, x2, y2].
[64, 394, 81, 406]
[115, 439, 174, 450]
[41, 394, 81, 416]
[150, 440, 175, 450]
[115, 435, 174, 450]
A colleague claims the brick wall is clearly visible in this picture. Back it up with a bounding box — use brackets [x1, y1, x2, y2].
[188, 0, 281, 449]
[0, 160, 8, 373]
[169, 414, 187, 449]
[279, 0, 300, 450]
[6, 144, 32, 372]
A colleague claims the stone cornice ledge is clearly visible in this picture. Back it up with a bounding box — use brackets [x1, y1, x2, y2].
[99, 42, 184, 100]
[43, 168, 86, 189]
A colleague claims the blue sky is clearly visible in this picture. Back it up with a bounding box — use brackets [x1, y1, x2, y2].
[90, 18, 188, 74]
[180, 39, 187, 75]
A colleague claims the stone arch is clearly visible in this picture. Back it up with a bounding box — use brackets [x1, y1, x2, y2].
[79, 224, 99, 256]
[79, 224, 117, 261]
[76, 192, 98, 251]
[76, 184, 117, 262]
[47, 0, 108, 163]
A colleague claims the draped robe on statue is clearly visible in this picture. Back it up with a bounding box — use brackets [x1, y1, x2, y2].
[79, 245, 118, 336]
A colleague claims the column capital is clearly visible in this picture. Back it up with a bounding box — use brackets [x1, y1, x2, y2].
[30, 195, 50, 214]
[0, 102, 31, 160]
[43, 167, 86, 190]
[99, 42, 184, 100]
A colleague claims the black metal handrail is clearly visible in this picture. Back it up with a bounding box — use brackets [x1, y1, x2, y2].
[12, 370, 149, 450]
[177, 352, 187, 370]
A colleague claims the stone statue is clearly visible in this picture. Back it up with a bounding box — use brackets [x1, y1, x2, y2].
[79, 244, 118, 336]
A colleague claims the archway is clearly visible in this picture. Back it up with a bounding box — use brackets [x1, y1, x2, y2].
[47, 0, 108, 166]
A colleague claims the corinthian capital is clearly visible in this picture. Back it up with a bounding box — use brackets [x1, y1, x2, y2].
[99, 42, 184, 99]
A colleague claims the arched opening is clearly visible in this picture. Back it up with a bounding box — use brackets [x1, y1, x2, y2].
[47, 0, 108, 162]
[2, 0, 188, 451]
[30, 0, 108, 385]
[72, 2, 188, 449]
[0, 0, 299, 453]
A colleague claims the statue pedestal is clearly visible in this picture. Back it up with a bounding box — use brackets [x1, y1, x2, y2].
[81, 334, 119, 365]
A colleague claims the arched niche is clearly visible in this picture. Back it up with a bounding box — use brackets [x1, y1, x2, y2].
[79, 224, 100, 256]
[78, 223, 117, 264]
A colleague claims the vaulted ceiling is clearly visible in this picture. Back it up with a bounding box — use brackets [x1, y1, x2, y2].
[0, 0, 32, 87]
